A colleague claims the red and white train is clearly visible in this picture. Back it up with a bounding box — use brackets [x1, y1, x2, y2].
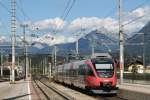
[54, 53, 118, 94]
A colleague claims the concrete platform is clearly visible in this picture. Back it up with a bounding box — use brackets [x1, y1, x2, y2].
[118, 83, 150, 94]
[0, 79, 33, 100]
[118, 83, 150, 100]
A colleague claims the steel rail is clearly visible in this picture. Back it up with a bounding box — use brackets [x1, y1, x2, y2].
[39, 79, 75, 100]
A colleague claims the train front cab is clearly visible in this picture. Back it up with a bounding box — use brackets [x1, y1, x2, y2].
[85, 59, 118, 94]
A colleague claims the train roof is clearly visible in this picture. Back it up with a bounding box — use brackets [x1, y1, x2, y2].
[91, 53, 112, 59]
[62, 53, 113, 65]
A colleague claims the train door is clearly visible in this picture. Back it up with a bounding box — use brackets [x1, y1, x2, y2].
[85, 64, 97, 88]
[77, 64, 87, 88]
[69, 63, 74, 85]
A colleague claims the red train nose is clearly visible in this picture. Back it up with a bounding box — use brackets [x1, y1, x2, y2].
[101, 82, 112, 87]
[100, 82, 112, 92]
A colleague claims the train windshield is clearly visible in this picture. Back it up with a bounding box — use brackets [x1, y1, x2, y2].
[94, 63, 114, 78]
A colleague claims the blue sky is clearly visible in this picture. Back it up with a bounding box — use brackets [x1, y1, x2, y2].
[16, 0, 150, 20]
[9, 0, 150, 21]
[0, 0, 150, 44]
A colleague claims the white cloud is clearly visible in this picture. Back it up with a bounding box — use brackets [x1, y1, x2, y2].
[33, 17, 66, 31]
[66, 36, 76, 43]
[27, 6, 150, 45]
[0, 36, 6, 42]
[67, 17, 119, 35]
[123, 6, 150, 34]
[33, 43, 44, 49]
[35, 33, 53, 45]
[67, 17, 99, 32]
[34, 33, 67, 45]
[52, 35, 65, 44]
[128, 6, 149, 18]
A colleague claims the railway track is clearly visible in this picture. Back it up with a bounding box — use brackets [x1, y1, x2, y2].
[33, 76, 126, 100]
[55, 81, 127, 100]
[33, 79, 75, 100]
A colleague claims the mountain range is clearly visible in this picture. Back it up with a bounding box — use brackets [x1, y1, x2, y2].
[28, 30, 118, 56]
[0, 21, 150, 66]
[29, 21, 150, 65]
[125, 21, 150, 65]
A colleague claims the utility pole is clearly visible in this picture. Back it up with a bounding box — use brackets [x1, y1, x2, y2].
[10, 0, 16, 83]
[0, 49, 3, 77]
[49, 62, 51, 78]
[143, 33, 145, 68]
[54, 45, 57, 68]
[91, 38, 96, 56]
[118, 0, 124, 84]
[29, 56, 31, 75]
[26, 47, 29, 78]
[76, 35, 79, 56]
[20, 24, 28, 80]
[91, 44, 95, 56]
[51, 47, 54, 76]
[75, 28, 85, 57]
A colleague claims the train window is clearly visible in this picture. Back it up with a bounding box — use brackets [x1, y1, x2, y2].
[78, 65, 85, 75]
[86, 65, 94, 76]
[94, 64, 114, 78]
[78, 64, 94, 76]
[95, 64, 113, 71]
[70, 69, 78, 77]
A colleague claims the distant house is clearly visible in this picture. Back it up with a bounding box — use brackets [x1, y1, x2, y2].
[128, 64, 144, 73]
[128, 60, 145, 73]
[145, 66, 150, 73]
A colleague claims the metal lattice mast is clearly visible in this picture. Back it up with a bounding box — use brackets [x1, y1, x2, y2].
[11, 0, 16, 83]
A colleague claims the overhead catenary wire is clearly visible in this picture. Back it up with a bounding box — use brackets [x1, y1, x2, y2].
[0, 1, 21, 23]
[62, 0, 76, 21]
[99, 0, 150, 38]
[0, 1, 13, 42]
[127, 0, 150, 13]
[123, 13, 150, 27]
[0, 0, 31, 31]
[104, 4, 117, 18]
[49, 0, 76, 35]
[60, 0, 72, 20]
[16, 1, 31, 21]
[0, 2, 11, 36]
[32, 0, 76, 42]
[104, 0, 150, 33]
[122, 0, 150, 26]
[0, 1, 11, 13]
[0, 18, 10, 34]
[0, 0, 31, 46]
[98, 0, 150, 35]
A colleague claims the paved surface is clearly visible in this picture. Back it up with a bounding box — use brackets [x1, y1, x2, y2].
[0, 79, 32, 100]
[122, 79, 150, 85]
[0, 77, 150, 100]
[118, 83, 150, 100]
[118, 83, 150, 94]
